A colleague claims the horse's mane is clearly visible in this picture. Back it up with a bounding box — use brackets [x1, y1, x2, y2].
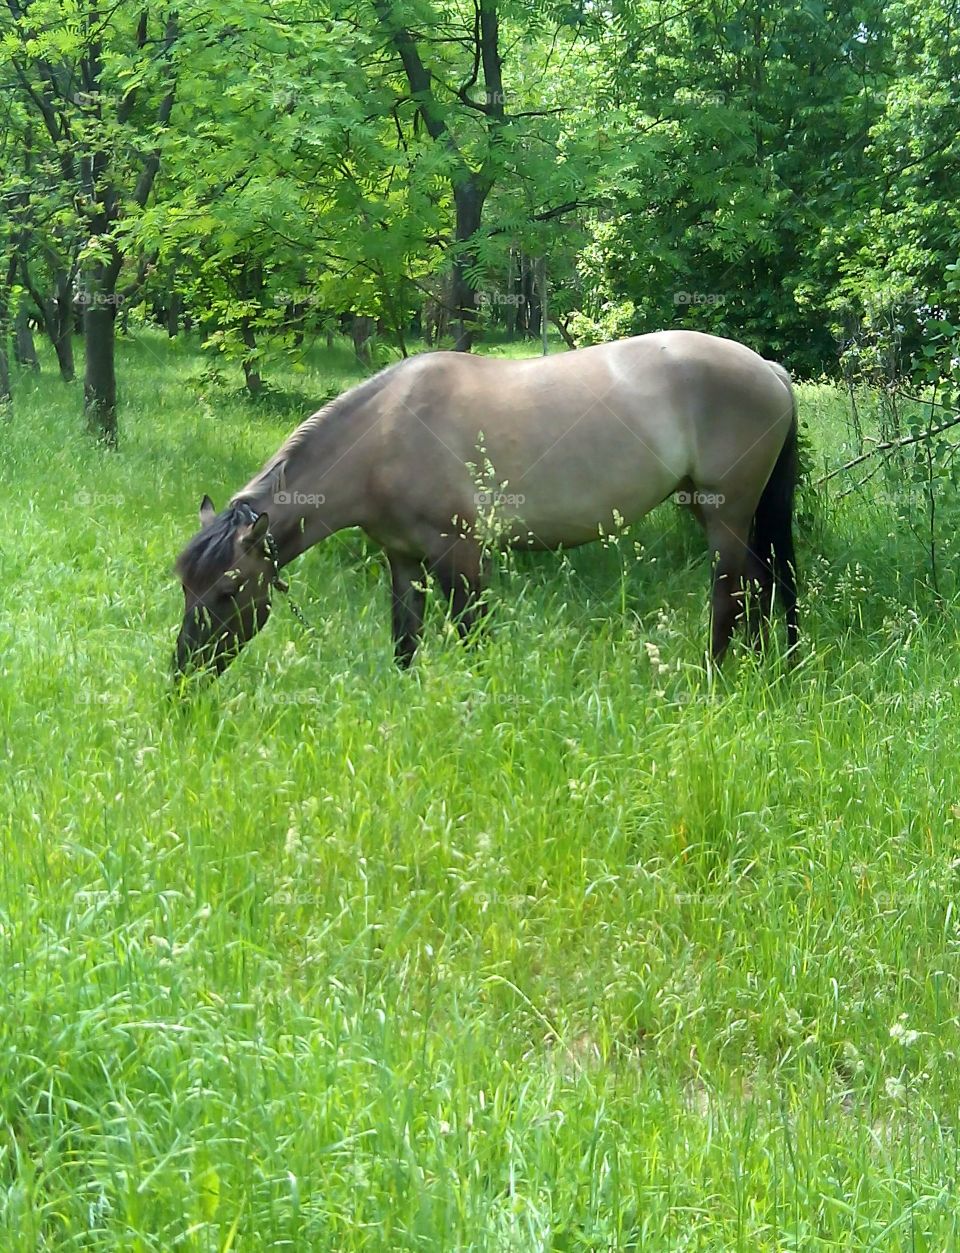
[255, 361, 405, 473]
[176, 361, 407, 587]
[175, 500, 259, 587]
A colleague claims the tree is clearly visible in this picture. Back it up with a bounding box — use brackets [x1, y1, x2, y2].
[576, 0, 893, 374]
[366, 0, 609, 350]
[2, 1, 180, 443]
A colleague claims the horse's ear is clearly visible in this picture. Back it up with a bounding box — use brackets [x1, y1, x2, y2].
[244, 512, 270, 548]
[199, 495, 216, 526]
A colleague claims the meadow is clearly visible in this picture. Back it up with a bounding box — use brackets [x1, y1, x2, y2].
[3, 330, 960, 1250]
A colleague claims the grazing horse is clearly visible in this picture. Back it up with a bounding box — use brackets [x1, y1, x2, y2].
[173, 330, 798, 677]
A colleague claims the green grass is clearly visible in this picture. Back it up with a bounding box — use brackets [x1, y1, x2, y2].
[3, 330, 960, 1250]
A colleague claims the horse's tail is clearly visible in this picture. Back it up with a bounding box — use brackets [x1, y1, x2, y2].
[751, 362, 799, 651]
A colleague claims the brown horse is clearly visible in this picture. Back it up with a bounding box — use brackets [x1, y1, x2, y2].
[173, 330, 798, 677]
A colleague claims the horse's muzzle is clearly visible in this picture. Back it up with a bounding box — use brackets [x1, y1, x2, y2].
[173, 628, 230, 681]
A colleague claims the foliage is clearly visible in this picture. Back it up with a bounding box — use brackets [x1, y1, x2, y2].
[4, 0, 960, 413]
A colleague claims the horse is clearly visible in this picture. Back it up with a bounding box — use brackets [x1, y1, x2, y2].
[173, 330, 798, 678]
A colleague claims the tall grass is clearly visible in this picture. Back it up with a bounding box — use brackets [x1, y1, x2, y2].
[2, 331, 960, 1250]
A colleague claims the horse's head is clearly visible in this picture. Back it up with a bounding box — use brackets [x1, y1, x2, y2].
[173, 496, 281, 679]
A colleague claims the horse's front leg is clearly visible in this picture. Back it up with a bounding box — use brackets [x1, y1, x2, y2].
[387, 551, 427, 668]
[429, 539, 486, 643]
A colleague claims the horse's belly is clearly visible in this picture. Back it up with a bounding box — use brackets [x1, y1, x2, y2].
[484, 416, 686, 549]
[498, 489, 668, 549]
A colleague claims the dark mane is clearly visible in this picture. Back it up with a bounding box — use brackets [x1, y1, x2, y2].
[241, 360, 408, 495]
[175, 500, 258, 587]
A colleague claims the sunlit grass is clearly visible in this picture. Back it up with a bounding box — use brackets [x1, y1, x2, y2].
[2, 330, 960, 1249]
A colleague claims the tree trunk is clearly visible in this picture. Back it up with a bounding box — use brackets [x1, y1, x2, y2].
[450, 180, 485, 352]
[517, 253, 533, 338]
[240, 321, 264, 397]
[351, 315, 375, 365]
[539, 256, 548, 356]
[14, 305, 40, 370]
[22, 264, 76, 381]
[286, 303, 305, 348]
[372, 0, 495, 355]
[522, 255, 542, 339]
[0, 293, 10, 414]
[167, 290, 180, 338]
[51, 269, 76, 380]
[52, 305, 75, 380]
[551, 316, 577, 350]
[0, 342, 9, 413]
[423, 288, 445, 346]
[0, 255, 13, 411]
[83, 276, 118, 447]
[506, 248, 520, 340]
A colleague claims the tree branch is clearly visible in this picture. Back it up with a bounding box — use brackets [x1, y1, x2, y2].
[816, 404, 960, 487]
[129, 13, 179, 210]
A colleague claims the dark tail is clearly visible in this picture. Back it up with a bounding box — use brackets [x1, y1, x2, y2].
[751, 362, 799, 651]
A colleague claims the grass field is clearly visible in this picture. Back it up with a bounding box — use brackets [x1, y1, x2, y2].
[3, 330, 960, 1250]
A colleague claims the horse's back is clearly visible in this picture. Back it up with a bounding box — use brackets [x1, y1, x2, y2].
[367, 333, 794, 547]
[387, 332, 790, 433]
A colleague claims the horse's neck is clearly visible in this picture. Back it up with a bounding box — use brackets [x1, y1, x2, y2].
[243, 405, 373, 566]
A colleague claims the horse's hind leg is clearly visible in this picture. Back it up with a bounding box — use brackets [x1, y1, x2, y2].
[429, 539, 486, 642]
[744, 546, 775, 649]
[387, 551, 427, 668]
[703, 509, 753, 663]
